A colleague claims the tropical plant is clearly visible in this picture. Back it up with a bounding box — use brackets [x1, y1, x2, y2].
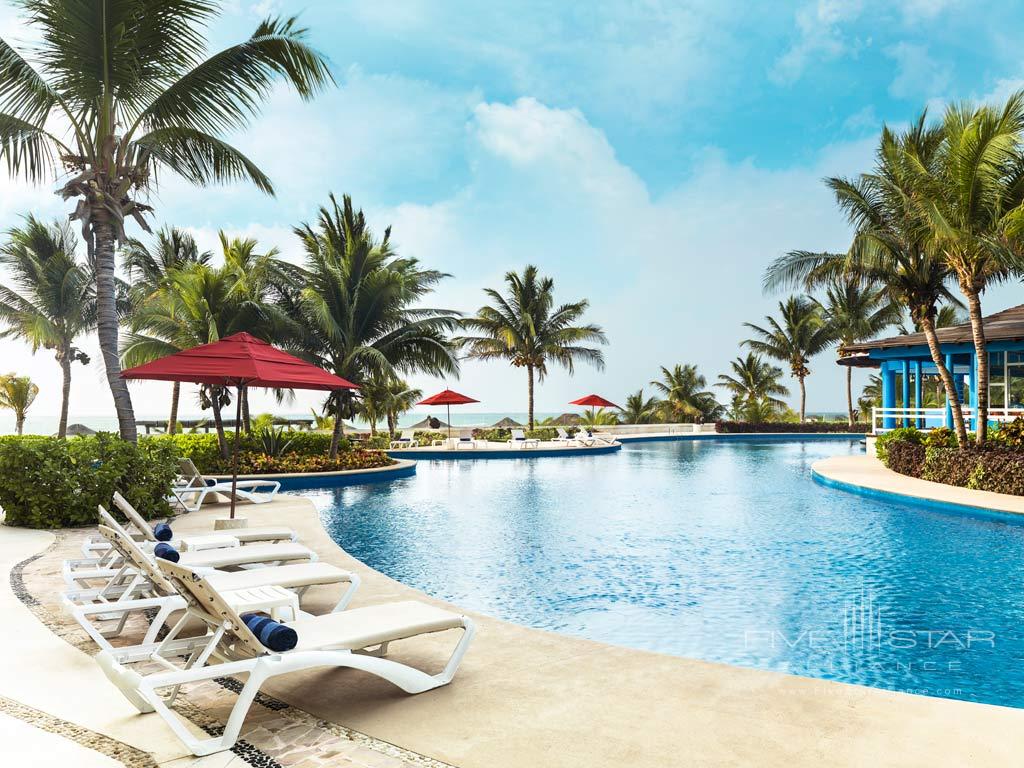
[456, 265, 607, 429]
[912, 94, 1024, 442]
[858, 374, 882, 416]
[730, 395, 784, 423]
[121, 262, 292, 458]
[254, 424, 294, 457]
[309, 407, 334, 431]
[649, 364, 722, 422]
[288, 194, 460, 456]
[0, 216, 95, 437]
[715, 353, 790, 419]
[743, 297, 834, 422]
[0, 2, 332, 440]
[122, 226, 211, 433]
[763, 119, 964, 434]
[381, 379, 422, 438]
[579, 407, 619, 427]
[621, 389, 661, 424]
[817, 278, 900, 425]
[0, 373, 39, 434]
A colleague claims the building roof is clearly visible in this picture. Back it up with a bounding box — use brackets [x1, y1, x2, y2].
[840, 304, 1024, 364]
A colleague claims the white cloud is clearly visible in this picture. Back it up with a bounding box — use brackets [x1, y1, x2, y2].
[900, 0, 958, 23]
[886, 42, 952, 100]
[842, 104, 879, 133]
[770, 0, 865, 85]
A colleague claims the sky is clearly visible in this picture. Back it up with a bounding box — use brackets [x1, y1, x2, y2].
[2, 0, 1024, 431]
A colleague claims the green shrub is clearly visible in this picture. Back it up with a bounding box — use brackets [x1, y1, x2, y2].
[472, 428, 510, 441]
[992, 417, 1024, 449]
[526, 428, 558, 440]
[144, 430, 337, 472]
[224, 450, 393, 475]
[363, 435, 389, 450]
[921, 447, 979, 487]
[874, 426, 923, 462]
[413, 430, 448, 445]
[885, 440, 926, 477]
[923, 427, 958, 449]
[0, 433, 178, 529]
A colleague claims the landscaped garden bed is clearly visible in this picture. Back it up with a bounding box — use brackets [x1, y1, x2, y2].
[715, 421, 869, 433]
[876, 421, 1024, 496]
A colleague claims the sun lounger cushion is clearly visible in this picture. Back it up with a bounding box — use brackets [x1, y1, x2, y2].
[230, 526, 295, 543]
[179, 542, 313, 569]
[242, 613, 298, 652]
[154, 542, 180, 562]
[289, 601, 464, 652]
[206, 562, 345, 592]
[153, 523, 173, 541]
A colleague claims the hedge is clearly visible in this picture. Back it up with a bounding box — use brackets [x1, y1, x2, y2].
[470, 427, 561, 441]
[0, 433, 178, 529]
[716, 421, 870, 434]
[224, 450, 394, 475]
[881, 439, 1024, 496]
[142, 430, 338, 473]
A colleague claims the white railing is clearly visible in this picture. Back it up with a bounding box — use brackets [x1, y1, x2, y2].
[871, 406, 1024, 434]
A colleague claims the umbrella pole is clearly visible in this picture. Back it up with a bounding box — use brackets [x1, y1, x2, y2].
[447, 404, 451, 440]
[230, 384, 243, 519]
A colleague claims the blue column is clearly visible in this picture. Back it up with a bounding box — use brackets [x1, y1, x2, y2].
[914, 360, 923, 428]
[969, 352, 978, 433]
[882, 362, 896, 429]
[901, 360, 911, 427]
[945, 353, 955, 429]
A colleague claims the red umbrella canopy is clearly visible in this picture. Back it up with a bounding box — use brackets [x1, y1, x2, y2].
[121, 332, 358, 391]
[418, 389, 479, 406]
[570, 394, 620, 409]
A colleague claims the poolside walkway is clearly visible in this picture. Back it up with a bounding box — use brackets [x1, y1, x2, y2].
[6, 494, 1024, 766]
[812, 454, 1024, 515]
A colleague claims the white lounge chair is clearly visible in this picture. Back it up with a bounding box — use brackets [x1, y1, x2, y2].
[389, 429, 417, 449]
[97, 558, 474, 756]
[507, 428, 539, 449]
[172, 458, 280, 513]
[63, 516, 359, 653]
[63, 510, 318, 591]
[455, 429, 480, 450]
[553, 427, 580, 446]
[577, 428, 615, 446]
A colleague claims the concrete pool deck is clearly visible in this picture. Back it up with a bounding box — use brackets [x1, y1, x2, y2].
[812, 454, 1024, 516]
[6, 491, 1024, 767]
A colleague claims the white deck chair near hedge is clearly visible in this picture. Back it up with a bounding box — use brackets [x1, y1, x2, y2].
[507, 428, 540, 449]
[97, 558, 475, 756]
[63, 520, 360, 654]
[389, 429, 417, 449]
[63, 512, 318, 591]
[455, 428, 479, 450]
[577, 428, 615, 446]
[553, 427, 580, 446]
[172, 458, 281, 513]
[114, 491, 296, 547]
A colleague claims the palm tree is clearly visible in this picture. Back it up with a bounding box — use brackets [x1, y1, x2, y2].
[744, 297, 834, 422]
[0, 4, 332, 441]
[121, 226, 211, 432]
[456, 265, 607, 429]
[818, 278, 900, 425]
[621, 389, 660, 424]
[858, 374, 882, 416]
[122, 262, 290, 457]
[912, 94, 1024, 441]
[650, 364, 722, 423]
[0, 373, 39, 435]
[289, 194, 461, 457]
[0, 216, 94, 437]
[580, 407, 619, 427]
[715, 353, 790, 417]
[381, 379, 422, 438]
[763, 119, 968, 441]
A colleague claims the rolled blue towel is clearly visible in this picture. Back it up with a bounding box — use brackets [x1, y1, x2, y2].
[153, 542, 180, 563]
[241, 613, 298, 652]
[152, 522, 173, 542]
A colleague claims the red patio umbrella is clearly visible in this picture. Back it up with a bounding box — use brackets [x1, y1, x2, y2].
[570, 394, 621, 423]
[122, 332, 358, 519]
[418, 389, 479, 439]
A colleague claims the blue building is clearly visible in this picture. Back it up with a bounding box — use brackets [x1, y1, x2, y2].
[840, 304, 1024, 433]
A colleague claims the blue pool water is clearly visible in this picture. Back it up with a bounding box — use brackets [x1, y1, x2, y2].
[300, 438, 1024, 708]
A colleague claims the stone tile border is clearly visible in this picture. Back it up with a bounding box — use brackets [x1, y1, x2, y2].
[0, 693, 156, 768]
[11, 533, 460, 768]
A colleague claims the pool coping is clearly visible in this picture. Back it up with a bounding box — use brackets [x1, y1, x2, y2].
[618, 431, 866, 442]
[811, 454, 1024, 520]
[386, 443, 621, 459]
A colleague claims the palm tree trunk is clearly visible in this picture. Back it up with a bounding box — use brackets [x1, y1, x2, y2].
[58, 351, 72, 439]
[168, 382, 180, 434]
[846, 366, 854, 427]
[92, 216, 137, 442]
[799, 376, 806, 422]
[387, 412, 396, 438]
[920, 314, 968, 445]
[527, 364, 535, 430]
[15, 413, 24, 435]
[241, 388, 251, 434]
[964, 287, 988, 443]
[329, 396, 343, 459]
[211, 388, 229, 460]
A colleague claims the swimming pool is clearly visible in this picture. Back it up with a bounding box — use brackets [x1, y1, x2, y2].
[301, 438, 1024, 708]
